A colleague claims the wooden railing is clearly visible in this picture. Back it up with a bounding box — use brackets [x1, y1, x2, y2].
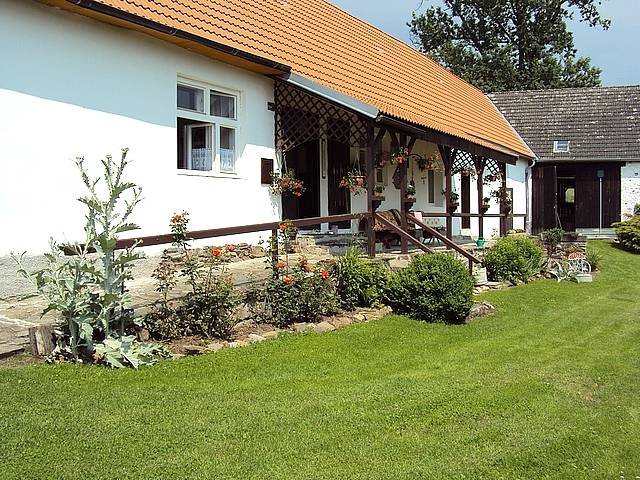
[405, 212, 482, 273]
[372, 212, 434, 255]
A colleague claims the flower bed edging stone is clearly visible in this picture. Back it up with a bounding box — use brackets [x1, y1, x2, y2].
[177, 306, 393, 357]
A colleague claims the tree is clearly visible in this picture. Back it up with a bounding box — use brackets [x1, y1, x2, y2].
[409, 0, 609, 92]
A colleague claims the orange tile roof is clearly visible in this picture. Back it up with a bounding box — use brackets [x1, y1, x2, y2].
[52, 0, 534, 159]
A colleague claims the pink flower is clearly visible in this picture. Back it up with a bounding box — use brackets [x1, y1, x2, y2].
[283, 275, 293, 285]
[277, 260, 286, 269]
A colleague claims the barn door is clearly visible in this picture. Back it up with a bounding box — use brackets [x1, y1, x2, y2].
[532, 165, 558, 233]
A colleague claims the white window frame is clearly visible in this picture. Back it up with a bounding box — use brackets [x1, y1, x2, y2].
[185, 123, 213, 171]
[177, 78, 240, 176]
[553, 140, 570, 153]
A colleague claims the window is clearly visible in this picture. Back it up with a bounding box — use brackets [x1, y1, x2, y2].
[564, 187, 575, 204]
[177, 80, 239, 173]
[177, 84, 205, 113]
[211, 91, 236, 119]
[427, 170, 435, 203]
[219, 127, 236, 172]
[553, 140, 570, 153]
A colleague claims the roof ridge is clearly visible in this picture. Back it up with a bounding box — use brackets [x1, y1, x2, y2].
[489, 84, 640, 96]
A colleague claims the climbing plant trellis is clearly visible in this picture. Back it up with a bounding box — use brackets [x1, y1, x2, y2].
[450, 149, 503, 182]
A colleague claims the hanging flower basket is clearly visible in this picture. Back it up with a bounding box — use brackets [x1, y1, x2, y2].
[390, 147, 409, 165]
[480, 197, 491, 214]
[406, 183, 417, 200]
[270, 170, 306, 198]
[444, 190, 459, 212]
[339, 169, 367, 195]
[490, 188, 512, 213]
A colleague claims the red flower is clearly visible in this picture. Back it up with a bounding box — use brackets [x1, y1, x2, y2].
[277, 260, 286, 269]
[283, 275, 293, 285]
[225, 244, 236, 252]
[321, 270, 330, 279]
[279, 224, 287, 232]
[170, 214, 183, 224]
[212, 248, 222, 257]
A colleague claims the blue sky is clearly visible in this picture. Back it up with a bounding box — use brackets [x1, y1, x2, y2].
[330, 0, 640, 86]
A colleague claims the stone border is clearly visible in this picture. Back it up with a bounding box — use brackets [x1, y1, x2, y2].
[178, 306, 393, 356]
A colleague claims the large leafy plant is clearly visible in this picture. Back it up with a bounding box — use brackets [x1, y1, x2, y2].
[15, 149, 167, 367]
[612, 216, 640, 254]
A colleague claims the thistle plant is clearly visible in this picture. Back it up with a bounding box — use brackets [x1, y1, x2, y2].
[75, 148, 143, 336]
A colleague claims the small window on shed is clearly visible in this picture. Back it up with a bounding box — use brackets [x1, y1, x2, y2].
[553, 140, 570, 153]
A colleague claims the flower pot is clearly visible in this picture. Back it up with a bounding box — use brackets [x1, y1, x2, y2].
[476, 237, 486, 248]
[354, 176, 365, 186]
[576, 273, 593, 283]
[448, 202, 459, 213]
[480, 204, 490, 214]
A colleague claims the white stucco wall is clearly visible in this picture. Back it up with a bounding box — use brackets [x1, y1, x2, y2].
[622, 162, 640, 217]
[0, 0, 279, 256]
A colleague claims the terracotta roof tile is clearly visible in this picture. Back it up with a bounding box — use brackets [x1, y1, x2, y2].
[71, 0, 534, 158]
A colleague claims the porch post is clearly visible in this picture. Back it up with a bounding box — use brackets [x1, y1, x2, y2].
[399, 133, 408, 254]
[366, 123, 376, 258]
[439, 145, 454, 240]
[500, 161, 507, 236]
[476, 156, 485, 239]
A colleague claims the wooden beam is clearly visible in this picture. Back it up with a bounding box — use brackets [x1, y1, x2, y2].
[373, 213, 432, 254]
[439, 145, 454, 240]
[399, 133, 408, 254]
[475, 156, 486, 239]
[366, 123, 376, 258]
[373, 127, 387, 147]
[407, 136, 417, 154]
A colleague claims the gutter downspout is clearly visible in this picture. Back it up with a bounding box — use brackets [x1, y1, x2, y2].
[526, 157, 537, 233]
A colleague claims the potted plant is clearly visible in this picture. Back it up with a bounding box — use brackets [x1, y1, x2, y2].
[490, 187, 512, 213]
[374, 185, 385, 197]
[444, 190, 459, 212]
[406, 182, 417, 200]
[480, 196, 491, 213]
[270, 170, 305, 198]
[339, 169, 366, 195]
[390, 146, 409, 165]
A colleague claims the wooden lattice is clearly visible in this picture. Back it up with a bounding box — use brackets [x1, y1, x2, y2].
[451, 150, 504, 182]
[451, 149, 476, 175]
[274, 81, 369, 152]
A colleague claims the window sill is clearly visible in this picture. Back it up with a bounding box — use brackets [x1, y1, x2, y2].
[177, 170, 244, 180]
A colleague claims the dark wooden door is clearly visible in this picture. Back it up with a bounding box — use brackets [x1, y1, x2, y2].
[327, 139, 351, 229]
[557, 177, 576, 232]
[461, 174, 471, 229]
[532, 164, 558, 233]
[575, 163, 622, 229]
[282, 140, 320, 227]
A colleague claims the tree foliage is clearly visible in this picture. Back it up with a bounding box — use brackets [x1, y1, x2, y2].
[410, 0, 609, 92]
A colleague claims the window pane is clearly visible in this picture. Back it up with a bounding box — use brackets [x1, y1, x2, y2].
[428, 170, 435, 203]
[211, 92, 236, 118]
[188, 124, 212, 171]
[565, 187, 575, 204]
[220, 127, 235, 172]
[177, 84, 205, 112]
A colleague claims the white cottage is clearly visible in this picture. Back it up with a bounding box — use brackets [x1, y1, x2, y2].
[0, 0, 534, 265]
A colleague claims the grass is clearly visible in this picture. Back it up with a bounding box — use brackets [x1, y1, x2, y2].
[1, 241, 639, 479]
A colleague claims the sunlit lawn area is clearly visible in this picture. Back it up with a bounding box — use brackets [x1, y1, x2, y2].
[1, 241, 639, 479]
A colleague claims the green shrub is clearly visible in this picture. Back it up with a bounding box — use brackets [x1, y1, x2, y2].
[335, 247, 389, 311]
[612, 217, 640, 253]
[383, 254, 474, 324]
[484, 236, 543, 285]
[541, 227, 563, 253]
[586, 245, 603, 271]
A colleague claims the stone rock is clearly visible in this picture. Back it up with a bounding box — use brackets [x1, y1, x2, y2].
[468, 302, 497, 320]
[248, 334, 266, 343]
[184, 345, 206, 356]
[388, 259, 410, 270]
[206, 342, 225, 352]
[262, 331, 280, 339]
[228, 342, 240, 349]
[250, 246, 266, 258]
[136, 328, 150, 342]
[314, 321, 336, 333]
[352, 313, 367, 323]
[330, 317, 352, 329]
[292, 323, 313, 333]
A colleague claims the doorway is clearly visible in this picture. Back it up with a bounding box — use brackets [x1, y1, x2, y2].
[282, 140, 320, 227]
[557, 177, 576, 231]
[327, 138, 352, 229]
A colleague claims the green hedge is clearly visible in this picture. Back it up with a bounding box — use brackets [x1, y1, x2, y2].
[384, 254, 474, 324]
[483, 236, 543, 285]
[613, 217, 640, 253]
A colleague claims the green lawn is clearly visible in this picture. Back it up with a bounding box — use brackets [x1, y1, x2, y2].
[1, 241, 639, 479]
